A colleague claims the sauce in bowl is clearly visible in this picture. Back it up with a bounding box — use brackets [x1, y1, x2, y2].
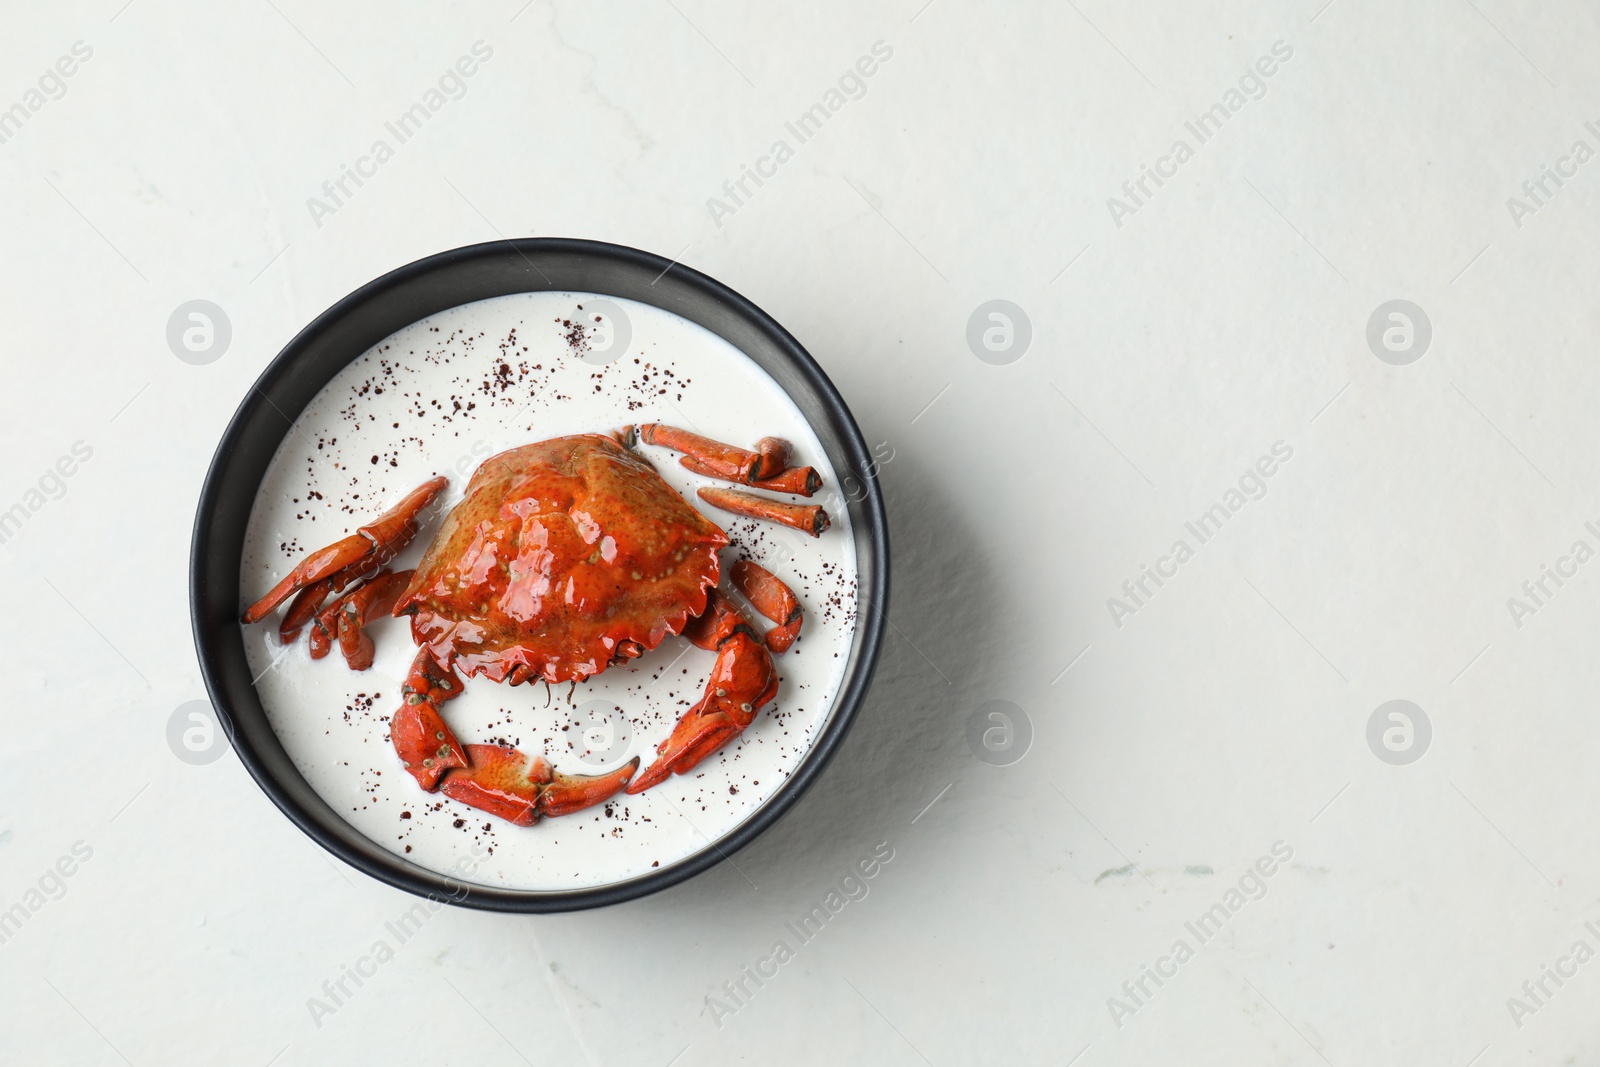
[240, 292, 858, 890]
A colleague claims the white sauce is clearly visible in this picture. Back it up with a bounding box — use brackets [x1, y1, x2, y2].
[240, 292, 857, 890]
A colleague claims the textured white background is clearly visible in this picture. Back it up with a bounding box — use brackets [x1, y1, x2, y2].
[2, 0, 1597, 1064]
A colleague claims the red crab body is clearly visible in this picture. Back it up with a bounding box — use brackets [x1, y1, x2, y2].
[244, 427, 824, 828]
[398, 435, 727, 684]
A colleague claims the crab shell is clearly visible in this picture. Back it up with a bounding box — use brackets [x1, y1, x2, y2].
[394, 434, 729, 684]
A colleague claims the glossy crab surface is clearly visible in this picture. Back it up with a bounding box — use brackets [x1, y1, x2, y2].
[395, 434, 728, 684]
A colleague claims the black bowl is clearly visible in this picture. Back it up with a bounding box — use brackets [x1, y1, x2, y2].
[190, 238, 888, 912]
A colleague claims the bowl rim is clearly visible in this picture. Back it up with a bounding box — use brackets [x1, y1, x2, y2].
[189, 238, 889, 911]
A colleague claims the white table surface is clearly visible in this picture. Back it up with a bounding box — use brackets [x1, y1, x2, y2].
[4, 1, 1597, 1063]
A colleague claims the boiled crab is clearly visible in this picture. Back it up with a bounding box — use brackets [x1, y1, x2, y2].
[243, 427, 825, 826]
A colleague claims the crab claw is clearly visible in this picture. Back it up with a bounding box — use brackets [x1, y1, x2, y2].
[438, 746, 639, 825]
[388, 647, 638, 823]
[542, 757, 642, 817]
[627, 630, 777, 794]
[439, 745, 547, 826]
[242, 476, 446, 624]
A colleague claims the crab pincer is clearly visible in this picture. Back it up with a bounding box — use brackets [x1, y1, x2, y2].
[242, 476, 447, 625]
[392, 648, 637, 822]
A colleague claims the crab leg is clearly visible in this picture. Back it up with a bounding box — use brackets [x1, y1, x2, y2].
[697, 487, 830, 537]
[242, 476, 447, 624]
[308, 593, 337, 660]
[279, 556, 389, 644]
[681, 589, 748, 649]
[751, 465, 823, 497]
[243, 538, 373, 624]
[637, 423, 761, 484]
[391, 647, 638, 824]
[731, 560, 803, 653]
[628, 594, 778, 794]
[682, 457, 822, 497]
[278, 577, 336, 644]
[305, 569, 407, 662]
[333, 570, 413, 670]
